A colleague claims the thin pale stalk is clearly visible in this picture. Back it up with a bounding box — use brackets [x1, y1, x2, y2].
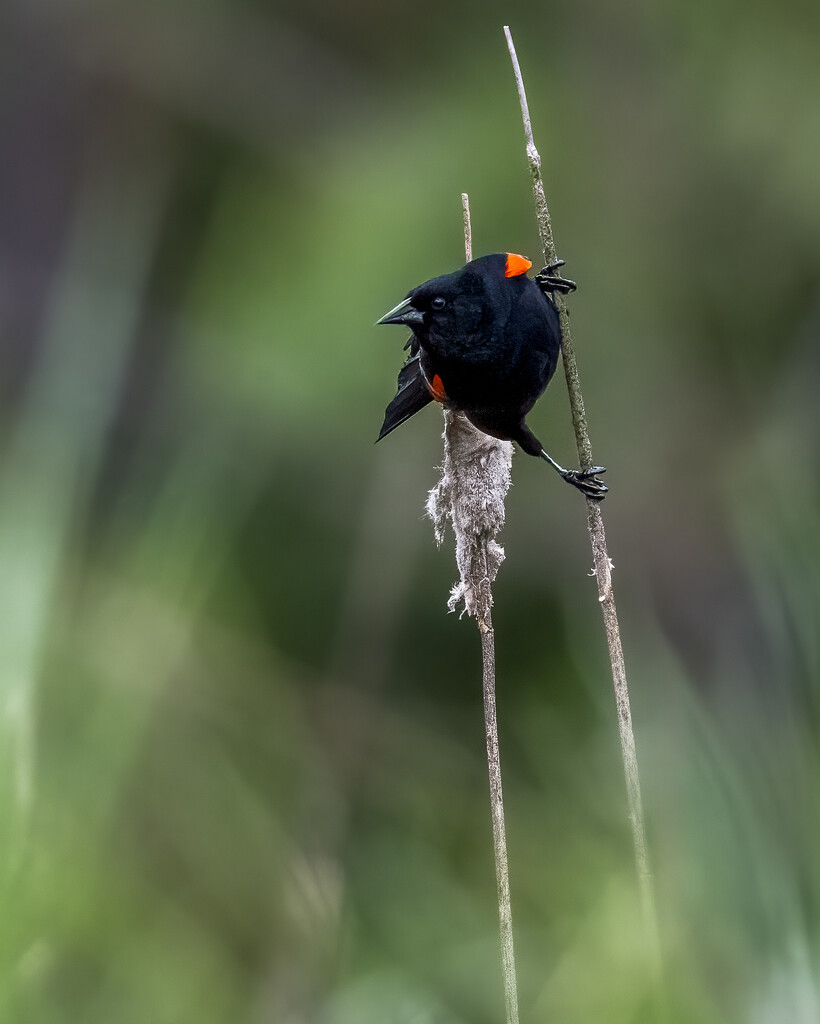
[454, 194, 519, 1024]
[480, 609, 519, 1024]
[503, 25, 662, 979]
[462, 192, 473, 261]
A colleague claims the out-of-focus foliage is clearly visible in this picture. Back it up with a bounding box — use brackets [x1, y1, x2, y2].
[0, 1, 818, 1021]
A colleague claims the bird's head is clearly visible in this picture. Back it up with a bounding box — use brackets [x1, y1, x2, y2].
[376, 253, 532, 355]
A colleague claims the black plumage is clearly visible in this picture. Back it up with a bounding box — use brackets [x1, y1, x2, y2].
[376, 252, 607, 498]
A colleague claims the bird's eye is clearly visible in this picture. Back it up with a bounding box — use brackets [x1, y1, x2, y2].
[431, 296, 446, 310]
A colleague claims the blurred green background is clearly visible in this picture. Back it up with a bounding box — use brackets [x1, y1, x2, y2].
[1, 1, 819, 1021]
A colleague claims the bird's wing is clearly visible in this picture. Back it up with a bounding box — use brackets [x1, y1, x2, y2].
[377, 339, 434, 441]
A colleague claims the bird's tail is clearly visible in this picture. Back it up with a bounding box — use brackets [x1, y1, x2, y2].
[377, 350, 434, 441]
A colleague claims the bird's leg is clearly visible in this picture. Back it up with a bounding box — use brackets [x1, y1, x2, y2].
[535, 259, 577, 295]
[540, 449, 608, 500]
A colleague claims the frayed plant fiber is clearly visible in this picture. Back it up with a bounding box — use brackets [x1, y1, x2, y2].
[426, 409, 514, 619]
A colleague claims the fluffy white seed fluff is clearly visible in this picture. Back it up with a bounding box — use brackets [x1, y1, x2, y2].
[426, 410, 514, 619]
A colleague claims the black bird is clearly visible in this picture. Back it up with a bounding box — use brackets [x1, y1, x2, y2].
[376, 252, 607, 499]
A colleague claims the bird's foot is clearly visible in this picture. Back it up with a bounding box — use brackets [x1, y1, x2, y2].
[561, 466, 608, 500]
[535, 259, 577, 295]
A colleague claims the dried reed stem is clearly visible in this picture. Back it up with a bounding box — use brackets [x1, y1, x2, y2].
[462, 192, 473, 262]
[426, 195, 519, 1024]
[465, 194, 519, 1024]
[503, 25, 662, 977]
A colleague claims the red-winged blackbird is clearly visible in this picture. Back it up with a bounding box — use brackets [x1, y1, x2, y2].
[376, 252, 607, 499]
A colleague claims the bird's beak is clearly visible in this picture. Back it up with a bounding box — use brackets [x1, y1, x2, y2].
[375, 297, 424, 328]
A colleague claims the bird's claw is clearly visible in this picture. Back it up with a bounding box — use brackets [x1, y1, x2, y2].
[535, 259, 577, 295]
[561, 466, 608, 500]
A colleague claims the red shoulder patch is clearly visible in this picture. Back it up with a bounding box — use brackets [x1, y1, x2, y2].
[505, 253, 532, 278]
[429, 373, 447, 402]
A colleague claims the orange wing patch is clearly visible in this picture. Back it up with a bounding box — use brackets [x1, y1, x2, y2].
[505, 253, 532, 278]
[429, 373, 447, 402]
